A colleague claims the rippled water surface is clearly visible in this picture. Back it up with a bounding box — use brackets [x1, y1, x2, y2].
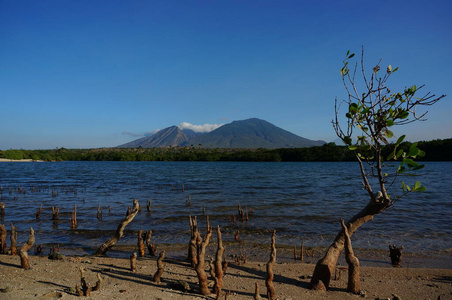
[1, 161, 451, 254]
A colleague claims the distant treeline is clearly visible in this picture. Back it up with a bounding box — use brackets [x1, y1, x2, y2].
[1, 138, 451, 162]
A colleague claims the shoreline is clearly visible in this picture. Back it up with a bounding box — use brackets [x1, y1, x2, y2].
[0, 158, 44, 162]
[30, 241, 452, 270]
[0, 253, 451, 299]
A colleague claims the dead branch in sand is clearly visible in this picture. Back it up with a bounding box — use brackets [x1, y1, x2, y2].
[130, 253, 137, 272]
[341, 219, 360, 293]
[187, 215, 201, 265]
[212, 225, 225, 297]
[0, 224, 6, 254]
[137, 229, 145, 257]
[19, 227, 35, 269]
[193, 216, 213, 296]
[10, 223, 17, 255]
[254, 282, 263, 300]
[75, 267, 102, 297]
[70, 205, 77, 229]
[153, 250, 166, 283]
[145, 230, 157, 256]
[265, 230, 276, 300]
[94, 199, 140, 256]
[389, 245, 404, 267]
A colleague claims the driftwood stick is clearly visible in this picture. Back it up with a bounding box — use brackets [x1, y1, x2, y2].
[97, 205, 103, 220]
[52, 206, 59, 220]
[36, 204, 42, 219]
[130, 252, 137, 272]
[0, 224, 6, 254]
[254, 282, 263, 300]
[70, 204, 77, 229]
[19, 227, 35, 269]
[265, 230, 276, 300]
[10, 223, 17, 255]
[389, 245, 404, 267]
[340, 219, 360, 293]
[300, 241, 304, 261]
[153, 250, 166, 283]
[94, 199, 140, 256]
[137, 229, 145, 257]
[75, 267, 102, 296]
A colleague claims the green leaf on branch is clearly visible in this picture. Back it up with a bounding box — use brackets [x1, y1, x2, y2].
[384, 130, 394, 138]
[408, 143, 420, 157]
[413, 181, 426, 192]
[395, 135, 405, 146]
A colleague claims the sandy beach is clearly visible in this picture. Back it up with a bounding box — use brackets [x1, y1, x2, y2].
[1, 249, 451, 300]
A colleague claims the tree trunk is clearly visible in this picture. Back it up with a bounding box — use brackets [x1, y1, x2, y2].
[19, 227, 35, 269]
[94, 199, 139, 256]
[10, 223, 17, 255]
[212, 225, 225, 296]
[340, 219, 360, 293]
[137, 229, 145, 257]
[153, 251, 166, 283]
[0, 224, 6, 254]
[310, 196, 389, 290]
[194, 218, 212, 296]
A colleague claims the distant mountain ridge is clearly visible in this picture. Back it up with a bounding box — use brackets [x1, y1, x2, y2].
[119, 118, 325, 149]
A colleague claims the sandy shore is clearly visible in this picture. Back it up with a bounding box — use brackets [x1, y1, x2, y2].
[0, 159, 43, 162]
[1, 251, 451, 300]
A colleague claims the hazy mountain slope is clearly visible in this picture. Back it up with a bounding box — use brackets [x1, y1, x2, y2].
[119, 118, 325, 149]
[119, 126, 189, 148]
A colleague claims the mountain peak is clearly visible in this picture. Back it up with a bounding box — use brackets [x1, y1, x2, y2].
[119, 118, 325, 149]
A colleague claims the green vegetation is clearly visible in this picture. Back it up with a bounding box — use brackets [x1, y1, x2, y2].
[1, 138, 451, 162]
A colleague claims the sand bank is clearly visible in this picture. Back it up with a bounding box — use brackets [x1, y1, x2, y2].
[0, 253, 451, 300]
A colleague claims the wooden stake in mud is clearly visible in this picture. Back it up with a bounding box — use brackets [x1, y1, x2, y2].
[300, 241, 304, 262]
[94, 199, 140, 256]
[0, 202, 5, 218]
[254, 282, 263, 300]
[97, 205, 103, 220]
[340, 219, 360, 294]
[265, 230, 276, 300]
[145, 230, 157, 256]
[10, 223, 17, 255]
[51, 206, 59, 221]
[19, 227, 35, 269]
[36, 204, 42, 219]
[75, 267, 102, 297]
[70, 205, 78, 229]
[153, 251, 166, 283]
[130, 253, 137, 272]
[389, 245, 404, 267]
[0, 224, 6, 254]
[137, 229, 145, 257]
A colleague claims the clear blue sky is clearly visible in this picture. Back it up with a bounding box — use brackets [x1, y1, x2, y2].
[1, 0, 450, 149]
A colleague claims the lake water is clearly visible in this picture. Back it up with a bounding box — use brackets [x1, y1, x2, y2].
[0, 161, 451, 258]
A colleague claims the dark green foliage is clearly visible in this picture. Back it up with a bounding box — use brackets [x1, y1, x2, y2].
[1, 138, 450, 162]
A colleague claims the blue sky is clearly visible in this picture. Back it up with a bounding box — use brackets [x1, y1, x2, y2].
[1, 0, 450, 149]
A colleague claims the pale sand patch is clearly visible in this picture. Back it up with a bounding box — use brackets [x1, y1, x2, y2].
[0, 254, 451, 300]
